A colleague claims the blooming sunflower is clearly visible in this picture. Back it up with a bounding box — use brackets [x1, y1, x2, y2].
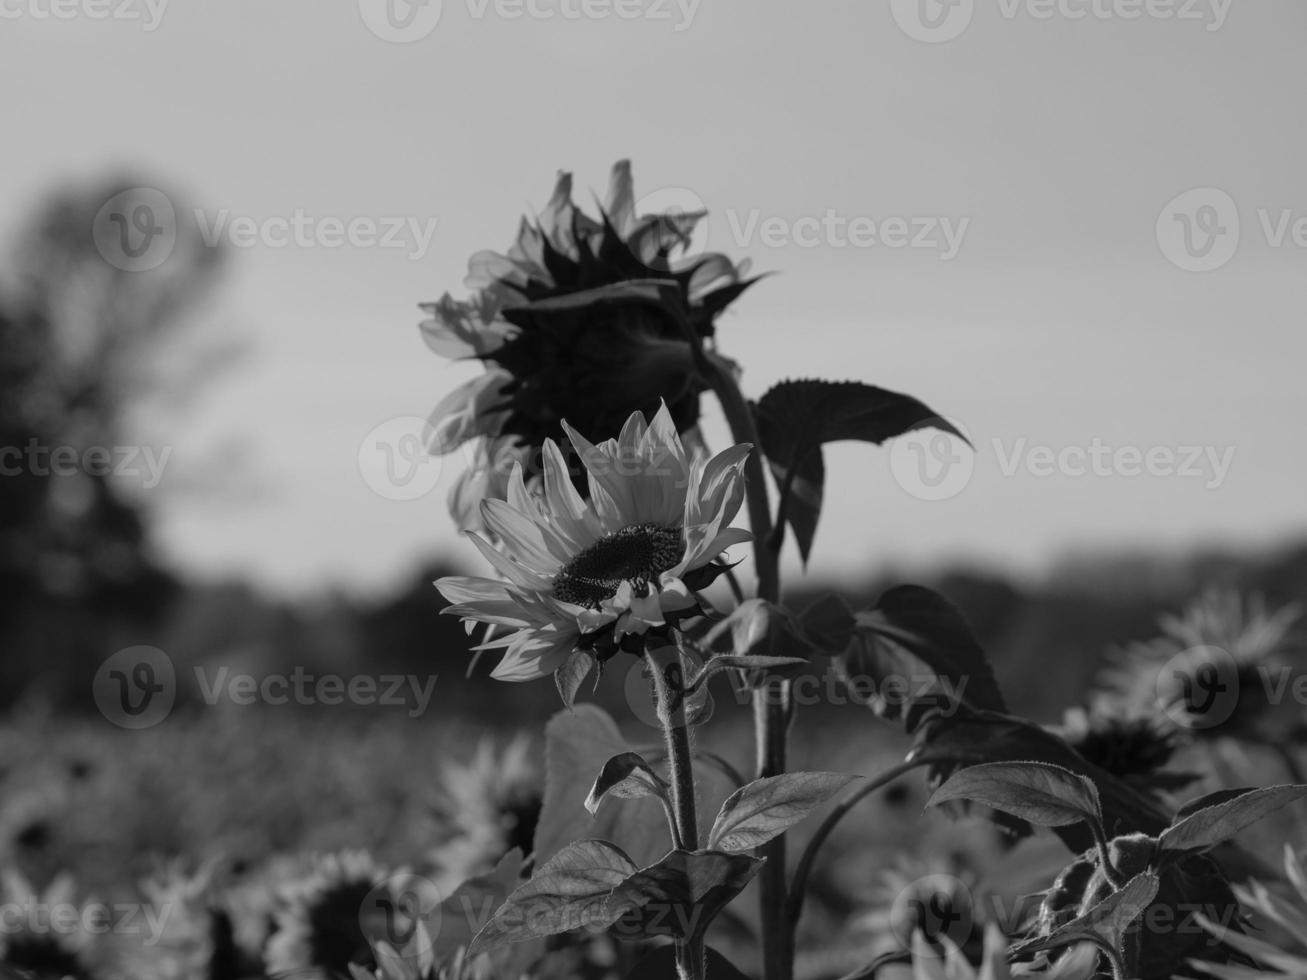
[1097, 589, 1304, 745]
[421, 159, 756, 526]
[426, 735, 541, 890]
[264, 851, 391, 978]
[436, 404, 751, 682]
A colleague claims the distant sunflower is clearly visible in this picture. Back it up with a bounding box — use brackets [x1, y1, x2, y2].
[427, 735, 541, 889]
[436, 404, 751, 682]
[1053, 706, 1197, 802]
[1098, 589, 1304, 745]
[421, 159, 756, 527]
[0, 870, 91, 980]
[264, 851, 391, 979]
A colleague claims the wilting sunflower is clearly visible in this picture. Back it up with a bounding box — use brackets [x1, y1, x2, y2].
[421, 159, 756, 526]
[1053, 705, 1197, 803]
[436, 404, 751, 682]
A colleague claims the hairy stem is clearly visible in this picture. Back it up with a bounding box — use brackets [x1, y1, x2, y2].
[647, 643, 704, 980]
[706, 352, 794, 980]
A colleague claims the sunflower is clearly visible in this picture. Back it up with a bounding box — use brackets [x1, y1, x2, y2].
[1098, 589, 1304, 745]
[264, 851, 391, 979]
[1053, 705, 1197, 803]
[0, 870, 91, 980]
[427, 735, 541, 890]
[421, 160, 756, 526]
[435, 404, 751, 682]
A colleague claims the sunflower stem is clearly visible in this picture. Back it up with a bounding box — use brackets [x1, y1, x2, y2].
[647, 642, 705, 980]
[705, 352, 793, 980]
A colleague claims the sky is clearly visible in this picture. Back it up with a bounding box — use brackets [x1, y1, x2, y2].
[3, 0, 1305, 598]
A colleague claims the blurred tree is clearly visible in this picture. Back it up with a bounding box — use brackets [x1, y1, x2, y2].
[0, 177, 226, 708]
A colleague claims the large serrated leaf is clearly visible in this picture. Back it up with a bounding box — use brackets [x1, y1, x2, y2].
[754, 380, 965, 562]
[707, 772, 860, 852]
[606, 849, 763, 944]
[927, 761, 1102, 831]
[1159, 785, 1307, 854]
[467, 840, 637, 955]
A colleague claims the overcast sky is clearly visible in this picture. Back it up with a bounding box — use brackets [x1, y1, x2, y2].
[3, 0, 1304, 597]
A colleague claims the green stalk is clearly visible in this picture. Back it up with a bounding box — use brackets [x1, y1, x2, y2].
[647, 643, 704, 980]
[704, 353, 793, 980]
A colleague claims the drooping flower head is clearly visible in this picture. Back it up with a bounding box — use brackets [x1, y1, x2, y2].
[436, 404, 751, 682]
[1053, 705, 1197, 802]
[421, 160, 756, 526]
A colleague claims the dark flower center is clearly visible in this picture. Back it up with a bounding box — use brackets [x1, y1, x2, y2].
[553, 523, 683, 607]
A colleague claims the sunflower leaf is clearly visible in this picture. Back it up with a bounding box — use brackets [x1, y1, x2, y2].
[1011, 871, 1159, 961]
[467, 839, 637, 955]
[585, 753, 669, 816]
[555, 649, 597, 710]
[1159, 784, 1307, 854]
[535, 706, 670, 869]
[605, 849, 763, 943]
[702, 599, 815, 688]
[753, 380, 966, 562]
[707, 772, 861, 853]
[926, 761, 1103, 831]
[842, 585, 1007, 728]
